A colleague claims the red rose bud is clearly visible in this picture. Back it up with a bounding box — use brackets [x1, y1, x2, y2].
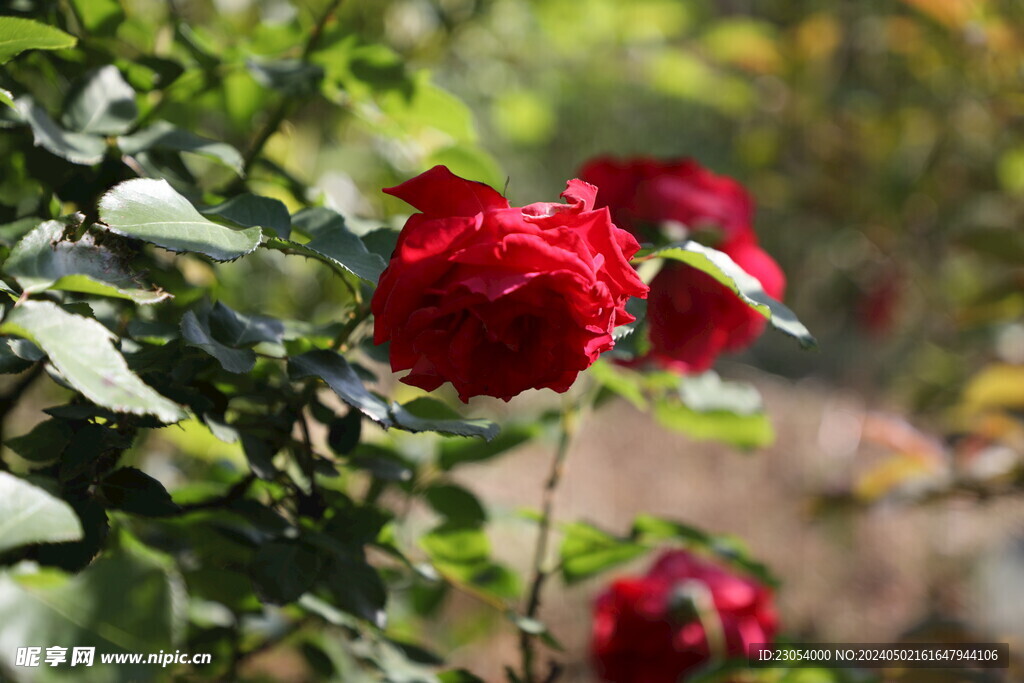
[579, 156, 786, 372]
[371, 166, 649, 402]
[592, 550, 778, 683]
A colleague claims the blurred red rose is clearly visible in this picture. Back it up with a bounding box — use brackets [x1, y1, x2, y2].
[646, 241, 786, 373]
[857, 268, 902, 337]
[578, 157, 755, 245]
[579, 157, 786, 372]
[592, 550, 778, 683]
[372, 165, 648, 402]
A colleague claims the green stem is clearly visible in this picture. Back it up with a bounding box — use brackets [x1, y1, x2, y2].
[519, 400, 578, 683]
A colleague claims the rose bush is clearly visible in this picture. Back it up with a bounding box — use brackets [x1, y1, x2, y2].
[591, 550, 778, 683]
[372, 165, 649, 401]
[579, 157, 786, 372]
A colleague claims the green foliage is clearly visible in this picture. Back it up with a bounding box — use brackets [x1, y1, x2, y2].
[0, 2, 819, 681]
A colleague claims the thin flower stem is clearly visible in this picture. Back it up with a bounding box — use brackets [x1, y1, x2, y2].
[519, 399, 578, 683]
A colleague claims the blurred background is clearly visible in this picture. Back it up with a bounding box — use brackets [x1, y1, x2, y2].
[5, 0, 1024, 680]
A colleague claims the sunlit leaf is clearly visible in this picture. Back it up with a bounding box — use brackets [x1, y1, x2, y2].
[654, 400, 774, 449]
[0, 540, 185, 672]
[638, 241, 816, 348]
[559, 521, 647, 584]
[6, 219, 170, 303]
[69, 0, 124, 35]
[99, 178, 262, 261]
[118, 121, 244, 175]
[63, 65, 138, 136]
[0, 300, 185, 423]
[0, 472, 83, 552]
[0, 17, 76, 64]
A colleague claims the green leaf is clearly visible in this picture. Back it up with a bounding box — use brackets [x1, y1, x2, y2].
[588, 359, 648, 410]
[421, 522, 490, 565]
[204, 193, 291, 239]
[437, 424, 536, 470]
[316, 550, 388, 627]
[0, 472, 83, 552]
[559, 521, 647, 584]
[6, 419, 73, 463]
[639, 240, 816, 349]
[240, 433, 279, 480]
[0, 540, 185, 670]
[15, 97, 107, 165]
[326, 409, 362, 455]
[248, 539, 323, 604]
[264, 206, 386, 283]
[247, 58, 324, 96]
[427, 144, 505, 191]
[288, 350, 392, 426]
[631, 514, 778, 587]
[0, 87, 13, 110]
[207, 300, 284, 346]
[99, 467, 181, 516]
[0, 340, 33, 374]
[180, 305, 256, 374]
[0, 300, 185, 423]
[6, 219, 171, 303]
[0, 17, 76, 64]
[347, 446, 413, 482]
[69, 0, 124, 36]
[361, 227, 399, 262]
[118, 121, 244, 175]
[654, 371, 775, 449]
[63, 65, 137, 135]
[391, 396, 499, 441]
[654, 400, 774, 449]
[99, 178, 262, 261]
[424, 484, 487, 527]
[678, 371, 764, 414]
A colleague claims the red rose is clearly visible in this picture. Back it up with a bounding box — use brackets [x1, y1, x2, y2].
[578, 157, 786, 372]
[371, 166, 648, 402]
[592, 550, 778, 683]
[578, 157, 755, 245]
